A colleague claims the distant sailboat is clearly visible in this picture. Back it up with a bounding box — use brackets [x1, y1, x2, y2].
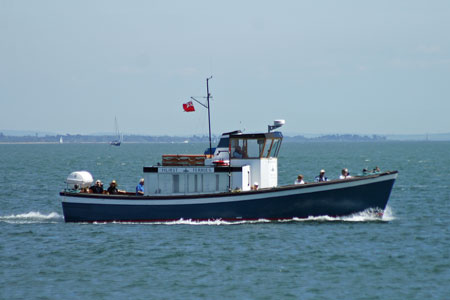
[59, 136, 63, 144]
[110, 117, 122, 146]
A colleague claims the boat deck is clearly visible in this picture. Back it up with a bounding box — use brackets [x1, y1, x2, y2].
[61, 171, 398, 200]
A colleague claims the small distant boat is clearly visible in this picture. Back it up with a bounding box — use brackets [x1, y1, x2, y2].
[59, 137, 63, 144]
[110, 117, 122, 146]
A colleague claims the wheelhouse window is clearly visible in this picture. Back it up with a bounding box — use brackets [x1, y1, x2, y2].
[246, 138, 265, 158]
[231, 139, 245, 158]
[263, 139, 273, 157]
[230, 137, 282, 158]
[217, 137, 229, 148]
[270, 138, 282, 157]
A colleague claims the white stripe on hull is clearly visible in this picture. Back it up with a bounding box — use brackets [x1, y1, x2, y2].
[61, 173, 397, 206]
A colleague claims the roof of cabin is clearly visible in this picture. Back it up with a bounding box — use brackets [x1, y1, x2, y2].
[221, 130, 242, 136]
[229, 132, 283, 139]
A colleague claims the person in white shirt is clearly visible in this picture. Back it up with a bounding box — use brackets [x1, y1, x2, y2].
[294, 174, 305, 185]
[339, 168, 352, 179]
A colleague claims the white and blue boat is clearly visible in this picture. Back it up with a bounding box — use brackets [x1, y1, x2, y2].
[60, 120, 397, 223]
[60, 78, 397, 222]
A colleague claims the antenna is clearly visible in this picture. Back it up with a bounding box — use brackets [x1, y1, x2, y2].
[268, 119, 285, 132]
[206, 76, 213, 156]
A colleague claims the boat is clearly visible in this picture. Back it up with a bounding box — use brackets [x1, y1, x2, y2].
[59, 136, 63, 144]
[60, 78, 397, 223]
[60, 120, 397, 223]
[110, 116, 122, 146]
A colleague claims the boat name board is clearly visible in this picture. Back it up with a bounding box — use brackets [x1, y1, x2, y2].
[158, 167, 215, 174]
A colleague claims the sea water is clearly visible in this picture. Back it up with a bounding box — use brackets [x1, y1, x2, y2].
[0, 142, 449, 299]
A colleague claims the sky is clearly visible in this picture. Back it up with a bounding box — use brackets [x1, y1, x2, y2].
[1, 0, 449, 136]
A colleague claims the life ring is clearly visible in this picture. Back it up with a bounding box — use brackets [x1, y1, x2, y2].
[212, 160, 229, 166]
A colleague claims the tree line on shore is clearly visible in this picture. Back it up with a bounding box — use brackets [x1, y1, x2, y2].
[0, 132, 387, 143]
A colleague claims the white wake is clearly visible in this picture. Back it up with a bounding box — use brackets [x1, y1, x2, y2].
[0, 211, 63, 224]
[292, 206, 395, 222]
[2, 207, 393, 225]
[109, 206, 394, 225]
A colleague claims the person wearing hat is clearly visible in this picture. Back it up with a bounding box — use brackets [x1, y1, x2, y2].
[339, 168, 352, 179]
[136, 178, 145, 196]
[89, 180, 104, 194]
[315, 169, 328, 182]
[107, 180, 119, 194]
[251, 182, 259, 190]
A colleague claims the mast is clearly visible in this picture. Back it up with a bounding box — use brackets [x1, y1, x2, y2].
[190, 76, 213, 155]
[206, 76, 213, 156]
[114, 116, 119, 138]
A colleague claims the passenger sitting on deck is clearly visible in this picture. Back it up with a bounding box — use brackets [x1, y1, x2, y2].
[315, 169, 328, 182]
[107, 180, 124, 194]
[373, 166, 381, 173]
[136, 178, 144, 195]
[294, 174, 305, 185]
[251, 182, 259, 190]
[90, 180, 104, 194]
[233, 145, 244, 158]
[70, 184, 80, 192]
[339, 168, 352, 179]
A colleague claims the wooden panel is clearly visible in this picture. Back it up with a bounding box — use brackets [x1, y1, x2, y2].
[162, 154, 207, 166]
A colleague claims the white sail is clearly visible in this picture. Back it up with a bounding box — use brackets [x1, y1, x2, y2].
[110, 117, 121, 146]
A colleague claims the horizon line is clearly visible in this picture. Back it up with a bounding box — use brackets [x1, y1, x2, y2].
[1, 129, 450, 137]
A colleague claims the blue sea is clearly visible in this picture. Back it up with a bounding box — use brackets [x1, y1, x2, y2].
[1, 142, 449, 299]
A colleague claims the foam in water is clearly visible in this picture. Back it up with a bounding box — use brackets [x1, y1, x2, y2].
[0, 211, 63, 224]
[381, 205, 395, 221]
[2, 208, 393, 225]
[111, 218, 273, 226]
[108, 207, 394, 225]
[292, 206, 395, 223]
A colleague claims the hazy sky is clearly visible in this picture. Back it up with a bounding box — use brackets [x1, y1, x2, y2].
[1, 0, 449, 136]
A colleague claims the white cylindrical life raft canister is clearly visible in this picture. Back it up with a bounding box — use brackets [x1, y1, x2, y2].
[66, 171, 94, 190]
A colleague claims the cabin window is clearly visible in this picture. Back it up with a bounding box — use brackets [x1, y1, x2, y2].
[217, 137, 229, 148]
[231, 138, 266, 158]
[186, 174, 192, 193]
[263, 139, 273, 158]
[271, 139, 282, 157]
[173, 175, 179, 193]
[231, 139, 246, 158]
[244, 138, 265, 158]
[194, 174, 198, 192]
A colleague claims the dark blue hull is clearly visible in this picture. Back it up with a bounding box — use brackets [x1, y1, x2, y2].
[61, 172, 397, 223]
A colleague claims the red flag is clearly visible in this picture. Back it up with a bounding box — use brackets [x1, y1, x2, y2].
[183, 101, 195, 112]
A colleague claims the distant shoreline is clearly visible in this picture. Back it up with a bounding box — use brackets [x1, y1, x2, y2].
[1, 140, 449, 145]
[1, 132, 450, 143]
